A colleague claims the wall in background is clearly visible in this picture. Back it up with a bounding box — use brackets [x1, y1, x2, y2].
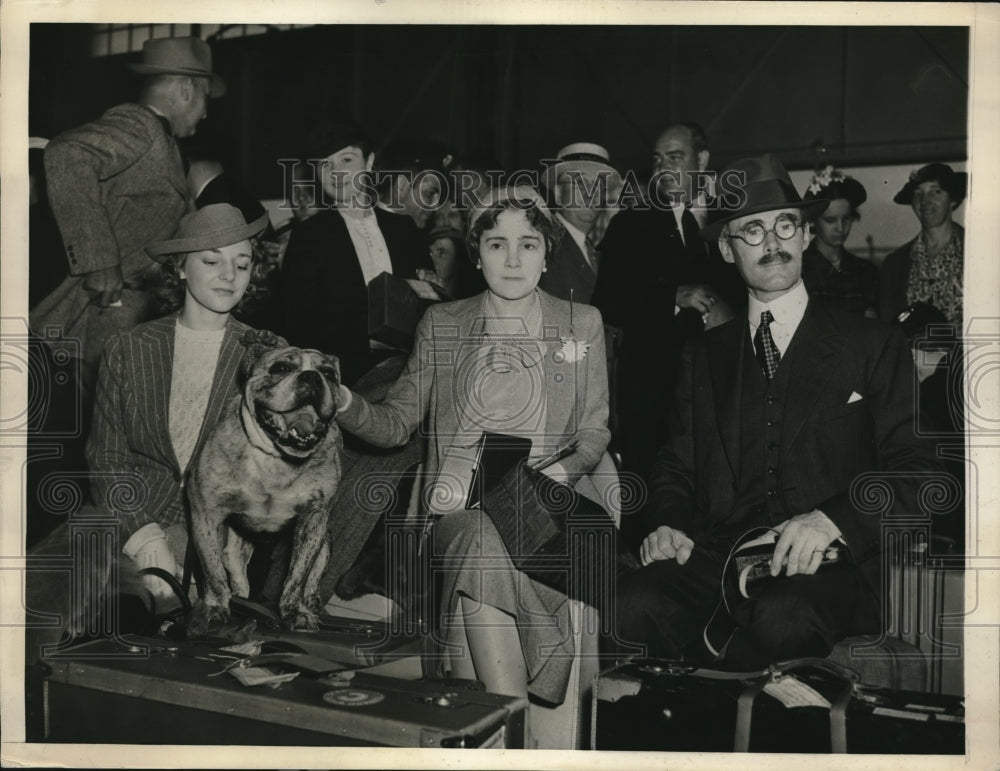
[30, 22, 968, 255]
[789, 161, 967, 261]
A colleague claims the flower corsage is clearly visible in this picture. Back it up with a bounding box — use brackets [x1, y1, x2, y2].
[555, 290, 591, 363]
[806, 164, 847, 195]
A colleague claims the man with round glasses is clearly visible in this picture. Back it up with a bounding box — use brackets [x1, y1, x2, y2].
[616, 154, 939, 671]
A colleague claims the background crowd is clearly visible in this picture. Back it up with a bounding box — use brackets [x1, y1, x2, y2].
[21, 29, 969, 749]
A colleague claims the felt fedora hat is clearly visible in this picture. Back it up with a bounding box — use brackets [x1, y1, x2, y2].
[700, 153, 828, 242]
[129, 37, 225, 98]
[541, 142, 620, 192]
[893, 163, 967, 206]
[145, 204, 268, 262]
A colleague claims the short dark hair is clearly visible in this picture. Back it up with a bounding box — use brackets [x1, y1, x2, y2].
[662, 122, 709, 155]
[466, 198, 565, 263]
[154, 239, 271, 316]
[303, 119, 372, 162]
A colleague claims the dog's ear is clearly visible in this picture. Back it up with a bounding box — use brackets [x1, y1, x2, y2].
[322, 353, 342, 386]
[241, 329, 284, 379]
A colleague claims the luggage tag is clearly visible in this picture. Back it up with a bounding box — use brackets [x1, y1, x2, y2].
[764, 676, 832, 709]
[228, 665, 300, 689]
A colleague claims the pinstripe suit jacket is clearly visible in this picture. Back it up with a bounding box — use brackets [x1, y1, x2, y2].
[86, 315, 256, 537]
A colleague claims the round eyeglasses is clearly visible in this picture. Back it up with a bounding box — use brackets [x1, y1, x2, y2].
[727, 216, 802, 246]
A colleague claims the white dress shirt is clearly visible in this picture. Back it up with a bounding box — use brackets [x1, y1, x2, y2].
[338, 208, 393, 286]
[747, 280, 809, 356]
[669, 192, 709, 245]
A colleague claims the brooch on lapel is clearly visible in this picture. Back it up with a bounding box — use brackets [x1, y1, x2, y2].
[556, 337, 590, 363]
[554, 290, 591, 364]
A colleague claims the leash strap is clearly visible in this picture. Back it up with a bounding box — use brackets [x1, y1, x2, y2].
[734, 676, 768, 752]
[181, 536, 204, 598]
[139, 567, 192, 616]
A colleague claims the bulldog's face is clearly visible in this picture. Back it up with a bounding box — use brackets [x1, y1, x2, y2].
[246, 347, 342, 458]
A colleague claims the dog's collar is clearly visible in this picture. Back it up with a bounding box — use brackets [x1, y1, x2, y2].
[241, 399, 284, 458]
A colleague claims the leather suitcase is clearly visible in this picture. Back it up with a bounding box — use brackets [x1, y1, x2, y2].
[593, 659, 768, 752]
[247, 612, 424, 668]
[42, 635, 526, 748]
[593, 658, 965, 754]
[367, 272, 435, 350]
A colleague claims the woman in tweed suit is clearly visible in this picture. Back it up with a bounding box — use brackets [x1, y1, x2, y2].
[336, 187, 613, 741]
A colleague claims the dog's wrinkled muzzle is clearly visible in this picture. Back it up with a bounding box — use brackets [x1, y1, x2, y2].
[251, 366, 340, 458]
[256, 401, 330, 456]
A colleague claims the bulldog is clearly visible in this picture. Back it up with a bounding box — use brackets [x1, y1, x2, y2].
[188, 334, 343, 632]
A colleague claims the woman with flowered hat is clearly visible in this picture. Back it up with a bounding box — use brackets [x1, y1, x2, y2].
[334, 185, 617, 746]
[879, 162, 967, 325]
[801, 166, 879, 317]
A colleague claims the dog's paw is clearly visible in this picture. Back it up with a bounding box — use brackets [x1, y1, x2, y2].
[189, 598, 231, 636]
[282, 605, 320, 632]
[304, 591, 325, 616]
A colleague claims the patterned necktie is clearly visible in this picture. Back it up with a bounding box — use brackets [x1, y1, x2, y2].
[584, 231, 599, 273]
[754, 310, 781, 380]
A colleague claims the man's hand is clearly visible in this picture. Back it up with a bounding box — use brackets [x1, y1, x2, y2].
[675, 284, 717, 314]
[703, 298, 736, 330]
[82, 265, 124, 307]
[640, 526, 695, 566]
[770, 510, 842, 577]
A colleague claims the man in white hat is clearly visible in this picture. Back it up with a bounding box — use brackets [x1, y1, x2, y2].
[30, 36, 226, 393]
[539, 142, 620, 305]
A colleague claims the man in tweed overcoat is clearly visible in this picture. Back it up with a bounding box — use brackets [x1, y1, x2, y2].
[30, 37, 225, 392]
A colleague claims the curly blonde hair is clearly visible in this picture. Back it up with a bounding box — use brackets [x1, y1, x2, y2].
[154, 238, 272, 316]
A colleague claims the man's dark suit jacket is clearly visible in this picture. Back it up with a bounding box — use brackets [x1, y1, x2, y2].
[539, 231, 597, 305]
[273, 207, 425, 384]
[643, 299, 941, 593]
[592, 207, 742, 405]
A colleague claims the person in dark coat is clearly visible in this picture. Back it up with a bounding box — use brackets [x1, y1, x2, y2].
[538, 142, 621, 306]
[616, 155, 940, 671]
[591, 123, 738, 523]
[273, 120, 426, 385]
[800, 167, 879, 317]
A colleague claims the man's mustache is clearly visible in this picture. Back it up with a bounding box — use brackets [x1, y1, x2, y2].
[757, 251, 794, 266]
